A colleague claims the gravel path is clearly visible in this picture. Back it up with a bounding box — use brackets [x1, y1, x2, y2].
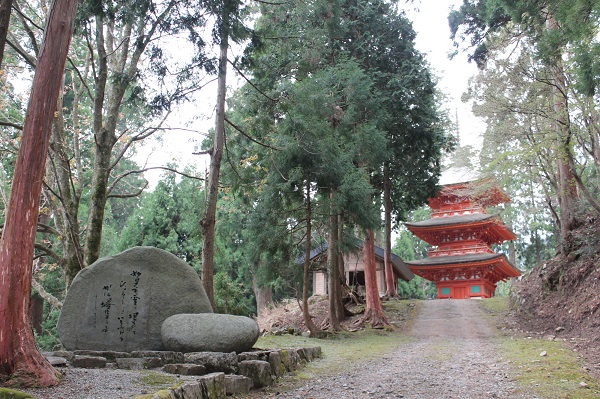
[247, 300, 538, 399]
[21, 367, 200, 398]
[22, 300, 538, 399]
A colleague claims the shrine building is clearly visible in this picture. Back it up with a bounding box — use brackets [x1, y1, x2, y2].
[404, 173, 520, 299]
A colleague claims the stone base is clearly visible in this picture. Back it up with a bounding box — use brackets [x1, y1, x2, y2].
[43, 346, 322, 399]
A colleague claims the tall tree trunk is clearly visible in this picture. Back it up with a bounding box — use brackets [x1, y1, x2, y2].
[383, 163, 397, 298]
[49, 93, 84, 286]
[252, 274, 273, 318]
[0, 0, 78, 386]
[82, 2, 154, 266]
[0, 0, 13, 68]
[302, 179, 320, 336]
[547, 15, 579, 255]
[327, 191, 343, 330]
[83, 12, 114, 266]
[201, 11, 229, 309]
[361, 229, 388, 328]
[84, 135, 115, 265]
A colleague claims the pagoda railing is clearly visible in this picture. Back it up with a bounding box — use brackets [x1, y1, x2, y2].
[428, 242, 492, 257]
[431, 205, 486, 218]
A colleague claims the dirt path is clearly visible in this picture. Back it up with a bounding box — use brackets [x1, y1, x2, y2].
[249, 300, 537, 399]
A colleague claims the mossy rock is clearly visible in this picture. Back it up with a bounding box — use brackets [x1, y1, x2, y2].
[133, 390, 172, 399]
[0, 388, 37, 399]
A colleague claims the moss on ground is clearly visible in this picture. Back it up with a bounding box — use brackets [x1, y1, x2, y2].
[499, 337, 599, 398]
[478, 296, 510, 316]
[134, 371, 178, 388]
[0, 388, 36, 399]
[478, 297, 599, 398]
[257, 327, 410, 380]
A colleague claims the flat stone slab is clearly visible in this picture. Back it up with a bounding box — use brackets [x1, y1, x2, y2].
[114, 357, 162, 370]
[45, 356, 68, 367]
[184, 351, 238, 374]
[57, 246, 213, 352]
[72, 355, 107, 368]
[73, 350, 131, 361]
[162, 363, 207, 376]
[162, 313, 259, 353]
[130, 350, 184, 364]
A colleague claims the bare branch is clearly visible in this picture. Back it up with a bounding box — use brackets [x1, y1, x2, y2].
[225, 117, 281, 151]
[34, 243, 62, 264]
[67, 57, 93, 100]
[37, 222, 61, 237]
[12, 0, 41, 56]
[109, 113, 170, 172]
[106, 166, 204, 196]
[31, 278, 63, 309]
[107, 183, 148, 199]
[228, 59, 278, 103]
[252, 0, 290, 5]
[6, 35, 36, 67]
[193, 149, 213, 156]
[0, 120, 24, 130]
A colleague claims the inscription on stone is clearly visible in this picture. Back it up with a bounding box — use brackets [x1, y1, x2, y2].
[58, 246, 213, 351]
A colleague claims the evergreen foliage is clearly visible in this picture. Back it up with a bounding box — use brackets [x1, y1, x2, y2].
[118, 168, 204, 268]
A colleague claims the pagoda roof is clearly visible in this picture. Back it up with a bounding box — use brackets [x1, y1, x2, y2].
[406, 213, 495, 228]
[406, 253, 521, 282]
[438, 166, 480, 186]
[406, 252, 504, 266]
[405, 214, 516, 244]
[430, 177, 511, 209]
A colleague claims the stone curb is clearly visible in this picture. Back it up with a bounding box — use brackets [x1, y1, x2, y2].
[43, 347, 322, 399]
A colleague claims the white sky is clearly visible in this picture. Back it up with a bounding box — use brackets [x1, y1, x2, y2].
[405, 0, 485, 149]
[136, 0, 486, 187]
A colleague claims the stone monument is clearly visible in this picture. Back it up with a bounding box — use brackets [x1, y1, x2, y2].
[57, 246, 213, 351]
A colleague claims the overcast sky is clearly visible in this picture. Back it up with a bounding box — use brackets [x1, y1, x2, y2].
[137, 1, 486, 186]
[405, 1, 485, 149]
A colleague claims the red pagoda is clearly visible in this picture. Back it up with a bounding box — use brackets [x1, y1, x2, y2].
[405, 175, 520, 299]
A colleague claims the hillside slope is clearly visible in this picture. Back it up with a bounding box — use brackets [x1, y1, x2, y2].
[511, 217, 600, 378]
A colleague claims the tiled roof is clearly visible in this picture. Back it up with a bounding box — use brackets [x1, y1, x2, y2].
[405, 213, 495, 228]
[405, 252, 504, 266]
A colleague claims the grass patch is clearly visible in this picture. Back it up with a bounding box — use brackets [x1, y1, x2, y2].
[135, 371, 178, 387]
[478, 298, 599, 398]
[478, 296, 510, 316]
[500, 338, 599, 398]
[383, 299, 419, 328]
[256, 326, 410, 380]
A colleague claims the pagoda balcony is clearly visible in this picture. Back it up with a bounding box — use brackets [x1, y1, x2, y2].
[428, 242, 493, 257]
[430, 205, 486, 218]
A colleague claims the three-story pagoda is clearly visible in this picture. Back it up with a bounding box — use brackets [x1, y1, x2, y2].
[405, 174, 520, 299]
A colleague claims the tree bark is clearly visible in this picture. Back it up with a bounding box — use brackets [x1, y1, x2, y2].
[302, 179, 320, 336]
[361, 229, 388, 328]
[201, 10, 229, 309]
[48, 91, 84, 286]
[84, 1, 154, 266]
[383, 163, 397, 298]
[327, 191, 343, 330]
[83, 12, 112, 266]
[0, 0, 13, 68]
[547, 15, 579, 254]
[0, 0, 78, 387]
[252, 274, 273, 318]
